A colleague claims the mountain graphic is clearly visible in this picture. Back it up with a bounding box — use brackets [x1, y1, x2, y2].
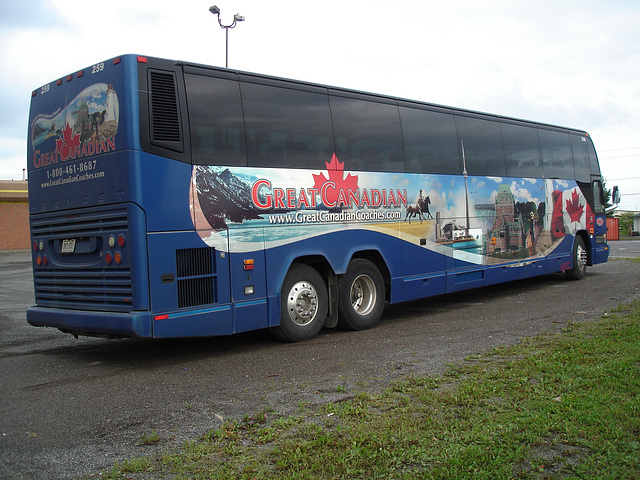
[195, 166, 263, 229]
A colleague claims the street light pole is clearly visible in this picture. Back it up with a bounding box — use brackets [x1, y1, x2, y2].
[209, 5, 245, 68]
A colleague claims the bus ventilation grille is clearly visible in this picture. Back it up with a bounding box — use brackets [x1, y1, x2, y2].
[31, 206, 133, 312]
[176, 247, 216, 308]
[149, 70, 182, 150]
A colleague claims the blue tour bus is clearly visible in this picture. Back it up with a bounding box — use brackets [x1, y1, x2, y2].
[27, 55, 612, 342]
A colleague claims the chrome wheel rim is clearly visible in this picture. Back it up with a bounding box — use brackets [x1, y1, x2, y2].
[349, 274, 377, 316]
[286, 281, 319, 326]
[577, 243, 587, 272]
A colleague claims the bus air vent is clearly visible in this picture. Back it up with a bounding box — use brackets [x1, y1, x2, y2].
[148, 70, 183, 151]
[176, 247, 216, 308]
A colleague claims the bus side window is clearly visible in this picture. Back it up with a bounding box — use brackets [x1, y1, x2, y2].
[329, 95, 404, 172]
[400, 106, 461, 174]
[185, 74, 247, 166]
[571, 135, 591, 183]
[454, 114, 506, 177]
[502, 121, 542, 179]
[241, 82, 334, 169]
[539, 128, 574, 179]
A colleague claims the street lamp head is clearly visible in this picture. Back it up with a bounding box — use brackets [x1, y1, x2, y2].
[209, 5, 220, 15]
[234, 14, 245, 22]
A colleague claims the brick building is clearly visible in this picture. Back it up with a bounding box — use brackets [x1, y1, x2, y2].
[0, 180, 30, 250]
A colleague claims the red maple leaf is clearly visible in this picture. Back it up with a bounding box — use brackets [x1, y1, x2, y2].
[565, 189, 584, 223]
[55, 123, 81, 160]
[312, 154, 359, 206]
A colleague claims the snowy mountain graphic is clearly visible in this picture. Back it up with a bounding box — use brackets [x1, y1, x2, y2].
[195, 166, 262, 229]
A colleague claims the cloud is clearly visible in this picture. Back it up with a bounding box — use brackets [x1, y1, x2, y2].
[1, 0, 640, 190]
[509, 181, 540, 204]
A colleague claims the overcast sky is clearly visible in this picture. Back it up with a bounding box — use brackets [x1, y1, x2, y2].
[1, 0, 638, 210]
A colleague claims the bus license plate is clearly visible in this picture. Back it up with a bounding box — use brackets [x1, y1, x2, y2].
[61, 238, 76, 253]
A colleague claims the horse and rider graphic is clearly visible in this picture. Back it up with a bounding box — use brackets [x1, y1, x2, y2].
[404, 189, 432, 223]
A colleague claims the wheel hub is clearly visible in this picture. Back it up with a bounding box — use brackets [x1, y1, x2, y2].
[350, 274, 377, 315]
[287, 281, 318, 326]
[577, 244, 587, 270]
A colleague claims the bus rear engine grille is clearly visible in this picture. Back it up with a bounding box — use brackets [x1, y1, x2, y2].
[30, 207, 128, 237]
[34, 268, 133, 312]
[30, 206, 133, 312]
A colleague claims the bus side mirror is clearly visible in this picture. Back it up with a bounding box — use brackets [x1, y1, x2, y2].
[612, 186, 621, 205]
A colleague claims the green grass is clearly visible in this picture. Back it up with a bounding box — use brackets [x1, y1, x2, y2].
[102, 298, 640, 479]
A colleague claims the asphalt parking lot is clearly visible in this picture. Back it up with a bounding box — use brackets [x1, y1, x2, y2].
[1, 240, 639, 479]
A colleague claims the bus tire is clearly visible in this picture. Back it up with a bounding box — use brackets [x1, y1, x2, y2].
[338, 259, 385, 331]
[566, 236, 587, 280]
[271, 264, 328, 342]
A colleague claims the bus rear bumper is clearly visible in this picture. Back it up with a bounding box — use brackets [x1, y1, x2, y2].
[27, 307, 153, 339]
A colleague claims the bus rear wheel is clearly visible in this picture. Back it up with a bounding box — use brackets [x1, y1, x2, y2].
[338, 259, 385, 331]
[566, 236, 587, 280]
[271, 264, 328, 342]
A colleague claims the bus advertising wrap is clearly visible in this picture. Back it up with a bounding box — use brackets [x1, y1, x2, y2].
[190, 154, 593, 265]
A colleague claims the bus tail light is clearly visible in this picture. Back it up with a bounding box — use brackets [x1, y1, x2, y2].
[114, 252, 122, 264]
[117, 234, 126, 247]
[105, 252, 113, 264]
[154, 314, 169, 321]
[243, 259, 254, 270]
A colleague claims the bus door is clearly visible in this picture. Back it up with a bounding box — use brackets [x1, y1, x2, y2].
[590, 177, 609, 264]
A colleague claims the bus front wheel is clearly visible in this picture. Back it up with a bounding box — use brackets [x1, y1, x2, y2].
[338, 259, 385, 331]
[271, 264, 328, 342]
[566, 236, 587, 280]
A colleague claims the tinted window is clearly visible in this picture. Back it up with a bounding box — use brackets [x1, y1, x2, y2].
[241, 83, 334, 169]
[185, 74, 247, 166]
[571, 134, 590, 182]
[330, 96, 404, 172]
[539, 129, 574, 179]
[454, 115, 506, 176]
[400, 107, 460, 174]
[592, 180, 604, 214]
[586, 137, 600, 175]
[501, 122, 542, 178]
